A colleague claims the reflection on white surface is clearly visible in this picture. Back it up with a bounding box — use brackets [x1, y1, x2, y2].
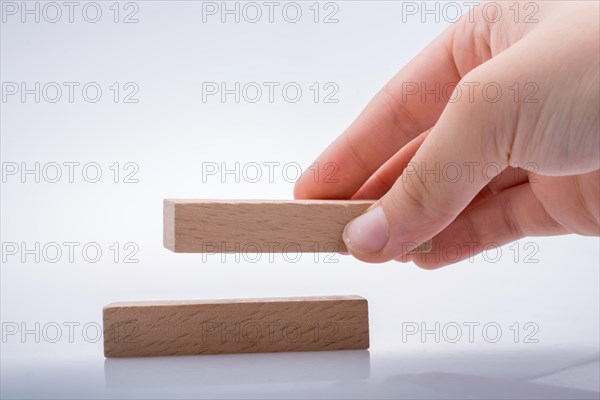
[2, 348, 598, 399]
[104, 350, 371, 387]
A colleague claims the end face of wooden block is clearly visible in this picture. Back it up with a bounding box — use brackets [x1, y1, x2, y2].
[103, 295, 369, 357]
[163, 199, 176, 251]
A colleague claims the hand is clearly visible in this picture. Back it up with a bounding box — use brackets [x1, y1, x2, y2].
[294, 1, 600, 267]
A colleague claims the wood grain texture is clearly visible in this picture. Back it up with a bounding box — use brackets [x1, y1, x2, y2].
[103, 296, 369, 357]
[163, 199, 432, 253]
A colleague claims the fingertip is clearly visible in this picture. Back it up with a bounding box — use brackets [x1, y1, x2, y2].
[293, 177, 310, 199]
[342, 206, 390, 257]
[293, 170, 325, 199]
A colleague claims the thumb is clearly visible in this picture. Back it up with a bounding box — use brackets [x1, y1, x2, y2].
[342, 55, 520, 263]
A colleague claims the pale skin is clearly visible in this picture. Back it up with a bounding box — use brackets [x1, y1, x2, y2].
[294, 1, 600, 267]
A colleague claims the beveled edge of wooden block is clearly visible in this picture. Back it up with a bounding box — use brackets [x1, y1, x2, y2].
[103, 295, 367, 309]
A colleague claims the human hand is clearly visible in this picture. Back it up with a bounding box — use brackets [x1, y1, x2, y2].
[294, 1, 600, 267]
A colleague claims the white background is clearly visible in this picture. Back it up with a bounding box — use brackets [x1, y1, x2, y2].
[1, 1, 599, 398]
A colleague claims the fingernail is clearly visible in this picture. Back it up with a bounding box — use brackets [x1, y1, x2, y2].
[343, 206, 389, 255]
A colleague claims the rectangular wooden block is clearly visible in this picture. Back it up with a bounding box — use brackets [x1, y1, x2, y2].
[103, 295, 369, 357]
[164, 199, 432, 253]
[164, 199, 373, 253]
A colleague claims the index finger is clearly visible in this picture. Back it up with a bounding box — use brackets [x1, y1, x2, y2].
[294, 12, 494, 200]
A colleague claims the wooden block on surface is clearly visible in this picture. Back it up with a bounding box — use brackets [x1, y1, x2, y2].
[103, 295, 369, 357]
[164, 199, 432, 253]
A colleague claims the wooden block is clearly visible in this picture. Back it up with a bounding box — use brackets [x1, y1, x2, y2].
[103, 295, 369, 357]
[164, 199, 432, 253]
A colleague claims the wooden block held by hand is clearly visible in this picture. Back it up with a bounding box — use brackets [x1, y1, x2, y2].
[163, 199, 432, 253]
[103, 295, 369, 357]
